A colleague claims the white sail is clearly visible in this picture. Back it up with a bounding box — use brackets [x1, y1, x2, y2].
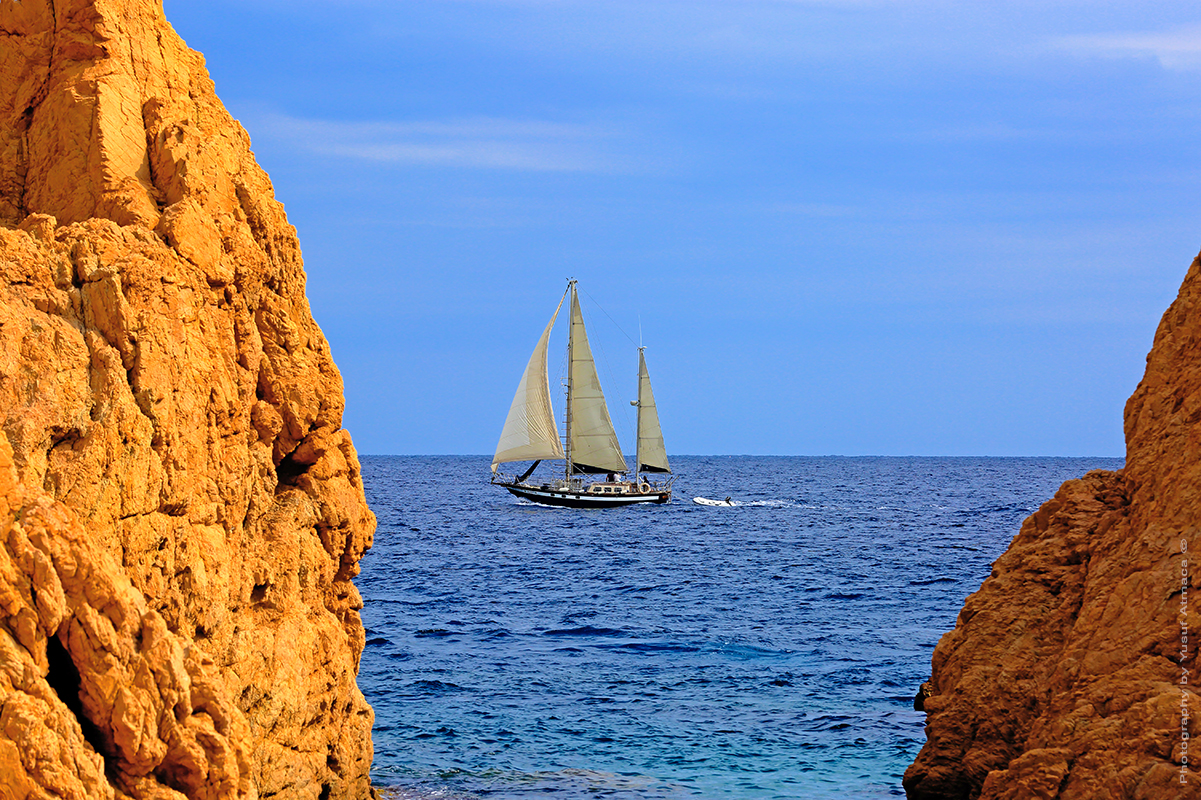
[636, 349, 670, 474]
[492, 292, 567, 472]
[567, 288, 628, 474]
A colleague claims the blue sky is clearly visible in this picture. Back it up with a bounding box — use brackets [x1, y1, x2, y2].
[165, 0, 1201, 456]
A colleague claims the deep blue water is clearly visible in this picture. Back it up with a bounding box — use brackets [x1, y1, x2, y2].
[358, 456, 1123, 799]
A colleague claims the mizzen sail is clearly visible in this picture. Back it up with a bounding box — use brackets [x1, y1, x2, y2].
[567, 287, 628, 474]
[636, 349, 671, 474]
[492, 291, 567, 472]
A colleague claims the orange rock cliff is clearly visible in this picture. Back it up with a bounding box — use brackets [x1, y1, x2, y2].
[0, 0, 376, 798]
[904, 253, 1201, 798]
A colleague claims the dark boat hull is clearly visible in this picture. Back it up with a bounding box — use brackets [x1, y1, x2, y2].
[499, 482, 670, 508]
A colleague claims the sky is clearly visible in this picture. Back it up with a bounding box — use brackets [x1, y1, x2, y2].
[164, 0, 1201, 457]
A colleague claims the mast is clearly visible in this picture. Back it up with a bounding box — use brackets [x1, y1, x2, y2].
[565, 279, 576, 482]
[635, 346, 644, 480]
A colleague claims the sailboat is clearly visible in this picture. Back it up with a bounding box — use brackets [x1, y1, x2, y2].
[491, 280, 674, 508]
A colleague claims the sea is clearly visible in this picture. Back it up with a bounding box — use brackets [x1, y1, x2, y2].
[358, 455, 1124, 800]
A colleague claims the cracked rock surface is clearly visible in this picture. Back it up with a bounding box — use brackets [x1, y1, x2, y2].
[904, 254, 1201, 798]
[0, 1, 376, 798]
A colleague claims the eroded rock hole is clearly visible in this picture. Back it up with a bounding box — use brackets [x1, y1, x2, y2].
[275, 451, 309, 485]
[46, 635, 109, 759]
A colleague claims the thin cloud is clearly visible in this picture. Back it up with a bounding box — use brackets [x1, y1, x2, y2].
[252, 113, 640, 173]
[1054, 24, 1201, 70]
[769, 201, 862, 218]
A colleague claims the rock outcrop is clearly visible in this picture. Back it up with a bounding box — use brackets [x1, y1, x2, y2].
[904, 254, 1201, 797]
[0, 1, 376, 798]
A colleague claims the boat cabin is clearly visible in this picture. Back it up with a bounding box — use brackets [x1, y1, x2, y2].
[589, 481, 632, 494]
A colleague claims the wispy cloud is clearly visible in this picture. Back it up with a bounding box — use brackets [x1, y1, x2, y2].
[1054, 24, 1201, 70]
[251, 113, 641, 173]
[769, 201, 862, 218]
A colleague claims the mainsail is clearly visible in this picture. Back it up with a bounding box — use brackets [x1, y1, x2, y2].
[566, 287, 628, 474]
[491, 291, 567, 472]
[636, 348, 670, 474]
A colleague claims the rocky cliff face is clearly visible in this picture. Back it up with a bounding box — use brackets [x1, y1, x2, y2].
[904, 255, 1201, 798]
[0, 1, 376, 798]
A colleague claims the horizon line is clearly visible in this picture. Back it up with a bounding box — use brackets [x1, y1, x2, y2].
[356, 453, 1127, 460]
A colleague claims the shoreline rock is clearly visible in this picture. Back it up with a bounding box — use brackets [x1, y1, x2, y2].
[1, 0, 377, 797]
[905, 254, 1201, 798]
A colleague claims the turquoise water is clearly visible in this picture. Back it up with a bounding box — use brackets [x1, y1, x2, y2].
[357, 456, 1122, 799]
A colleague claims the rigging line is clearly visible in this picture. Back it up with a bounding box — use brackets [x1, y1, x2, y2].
[604, 349, 636, 449]
[580, 287, 639, 348]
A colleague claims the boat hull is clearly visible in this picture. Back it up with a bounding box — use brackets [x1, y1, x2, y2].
[499, 482, 670, 508]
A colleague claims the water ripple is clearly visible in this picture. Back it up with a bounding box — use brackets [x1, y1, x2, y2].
[359, 455, 1121, 799]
